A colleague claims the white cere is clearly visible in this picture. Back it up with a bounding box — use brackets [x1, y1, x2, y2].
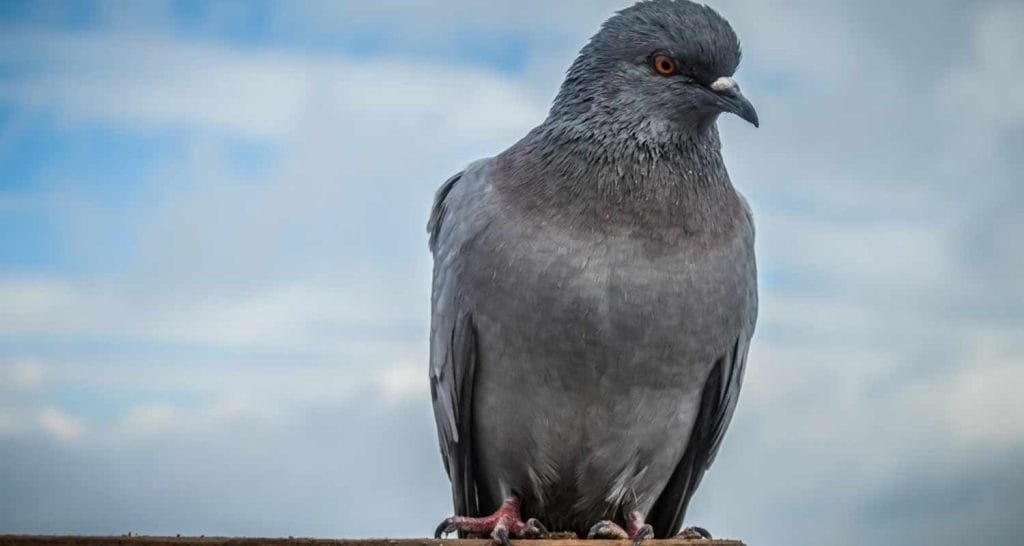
[710, 76, 738, 92]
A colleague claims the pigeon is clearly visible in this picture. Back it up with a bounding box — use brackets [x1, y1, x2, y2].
[428, 1, 758, 545]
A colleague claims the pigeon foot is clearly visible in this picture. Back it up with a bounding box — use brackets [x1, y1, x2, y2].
[675, 526, 713, 540]
[587, 511, 653, 546]
[434, 497, 546, 546]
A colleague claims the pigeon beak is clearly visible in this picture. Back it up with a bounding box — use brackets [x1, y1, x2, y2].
[710, 77, 759, 127]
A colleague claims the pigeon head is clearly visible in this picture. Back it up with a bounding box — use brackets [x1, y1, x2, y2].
[550, 0, 758, 136]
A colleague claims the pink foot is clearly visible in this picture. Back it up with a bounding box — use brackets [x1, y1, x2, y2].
[435, 497, 547, 546]
[587, 511, 654, 546]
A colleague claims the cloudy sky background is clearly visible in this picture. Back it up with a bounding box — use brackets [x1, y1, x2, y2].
[1, 1, 1022, 544]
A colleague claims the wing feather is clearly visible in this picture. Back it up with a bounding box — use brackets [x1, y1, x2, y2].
[428, 168, 482, 519]
[647, 333, 752, 537]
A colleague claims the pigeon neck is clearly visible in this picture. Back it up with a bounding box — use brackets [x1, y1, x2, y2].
[494, 118, 739, 232]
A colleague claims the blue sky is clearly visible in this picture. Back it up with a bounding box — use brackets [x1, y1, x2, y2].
[1, 1, 1023, 545]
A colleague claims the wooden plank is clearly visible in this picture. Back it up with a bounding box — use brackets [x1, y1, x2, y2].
[0, 538, 744, 546]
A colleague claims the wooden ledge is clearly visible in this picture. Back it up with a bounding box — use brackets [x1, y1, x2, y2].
[0, 538, 744, 546]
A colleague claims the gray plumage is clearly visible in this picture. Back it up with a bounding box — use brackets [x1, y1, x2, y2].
[428, 0, 757, 538]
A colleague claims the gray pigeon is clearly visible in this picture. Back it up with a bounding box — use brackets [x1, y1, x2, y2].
[428, 1, 758, 544]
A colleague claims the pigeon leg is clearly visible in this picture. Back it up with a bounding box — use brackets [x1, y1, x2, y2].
[588, 511, 654, 546]
[676, 526, 713, 540]
[434, 497, 546, 546]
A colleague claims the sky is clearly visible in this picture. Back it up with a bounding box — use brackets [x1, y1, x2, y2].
[0, 0, 1022, 544]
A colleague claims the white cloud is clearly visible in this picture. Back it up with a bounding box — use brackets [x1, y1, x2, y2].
[0, 29, 545, 141]
[375, 360, 431, 403]
[940, 1, 1024, 128]
[947, 362, 1024, 447]
[0, 26, 549, 361]
[37, 408, 87, 442]
[1, 358, 48, 390]
[110, 398, 260, 441]
[1, 33, 300, 137]
[0, 275, 425, 363]
[760, 212, 959, 296]
[278, 0, 627, 37]
[117, 403, 179, 434]
[934, 331, 1024, 447]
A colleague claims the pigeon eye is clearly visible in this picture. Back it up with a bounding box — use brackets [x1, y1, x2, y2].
[652, 54, 677, 76]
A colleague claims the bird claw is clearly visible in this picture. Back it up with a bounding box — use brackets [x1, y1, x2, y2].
[493, 526, 511, 546]
[632, 523, 654, 546]
[434, 517, 457, 539]
[588, 512, 653, 545]
[587, 520, 630, 540]
[677, 526, 713, 540]
[524, 518, 549, 537]
[433, 497, 547, 544]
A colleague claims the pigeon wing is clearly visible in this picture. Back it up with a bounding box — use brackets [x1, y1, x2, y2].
[646, 327, 753, 537]
[428, 168, 482, 519]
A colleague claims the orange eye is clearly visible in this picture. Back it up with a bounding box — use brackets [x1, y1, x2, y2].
[652, 54, 677, 76]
